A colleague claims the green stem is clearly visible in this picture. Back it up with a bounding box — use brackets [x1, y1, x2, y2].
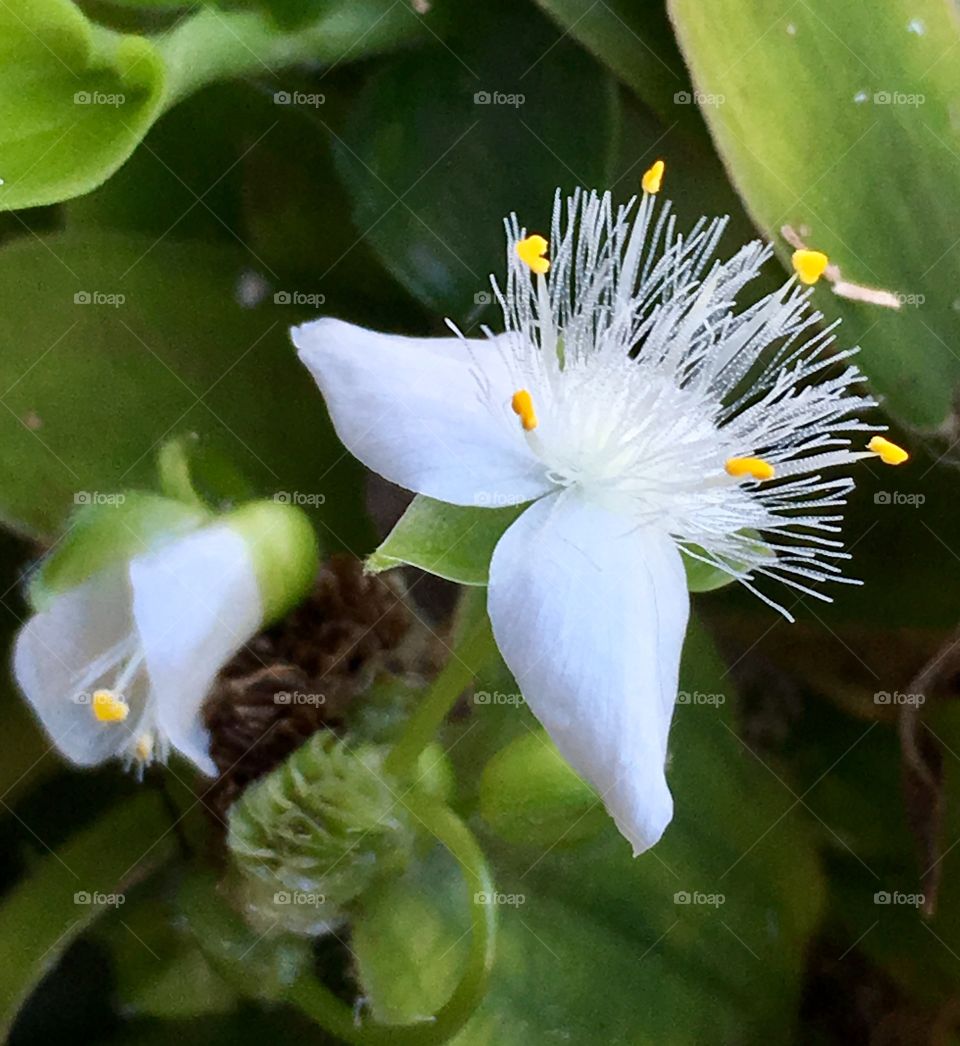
[287, 800, 496, 1045]
[385, 600, 497, 781]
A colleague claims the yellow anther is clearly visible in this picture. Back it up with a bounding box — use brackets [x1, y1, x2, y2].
[641, 159, 665, 195]
[511, 389, 538, 431]
[135, 733, 154, 763]
[516, 234, 550, 275]
[867, 435, 908, 465]
[725, 456, 775, 482]
[92, 689, 129, 723]
[792, 248, 829, 285]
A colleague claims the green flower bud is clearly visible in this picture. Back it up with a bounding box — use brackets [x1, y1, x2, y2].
[227, 731, 419, 935]
[416, 741, 455, 805]
[479, 730, 607, 848]
[223, 498, 319, 625]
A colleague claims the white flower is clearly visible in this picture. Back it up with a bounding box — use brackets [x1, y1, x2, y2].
[293, 177, 903, 854]
[13, 500, 317, 775]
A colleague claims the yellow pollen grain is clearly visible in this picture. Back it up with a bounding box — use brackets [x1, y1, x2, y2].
[92, 689, 129, 723]
[135, 733, 154, 762]
[725, 456, 775, 482]
[792, 248, 829, 285]
[641, 159, 665, 195]
[516, 234, 550, 275]
[511, 389, 538, 431]
[867, 435, 908, 465]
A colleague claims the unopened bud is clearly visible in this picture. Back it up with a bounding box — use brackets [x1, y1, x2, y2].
[479, 730, 606, 847]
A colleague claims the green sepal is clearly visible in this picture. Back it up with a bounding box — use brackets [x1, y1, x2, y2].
[681, 546, 738, 593]
[370, 493, 765, 596]
[681, 530, 771, 594]
[367, 495, 525, 586]
[28, 492, 211, 611]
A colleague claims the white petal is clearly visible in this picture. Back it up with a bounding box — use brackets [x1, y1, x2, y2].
[488, 491, 690, 854]
[129, 525, 263, 775]
[292, 317, 552, 506]
[12, 569, 149, 766]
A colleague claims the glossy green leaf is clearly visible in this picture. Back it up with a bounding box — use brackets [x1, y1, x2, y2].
[0, 0, 166, 212]
[2, 1, 441, 212]
[0, 232, 367, 543]
[352, 620, 825, 1042]
[0, 793, 176, 1037]
[334, 0, 620, 320]
[534, 0, 692, 127]
[670, 0, 960, 431]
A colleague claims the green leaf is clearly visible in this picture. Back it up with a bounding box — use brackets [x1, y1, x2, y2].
[2, 1, 442, 212]
[534, 0, 692, 126]
[0, 0, 166, 212]
[368, 496, 524, 585]
[179, 870, 313, 1002]
[353, 619, 825, 1042]
[95, 873, 237, 1019]
[669, 0, 960, 432]
[0, 232, 368, 544]
[0, 793, 177, 1037]
[334, 0, 620, 319]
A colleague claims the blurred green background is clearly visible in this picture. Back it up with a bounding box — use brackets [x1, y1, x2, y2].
[2, 1, 960, 1042]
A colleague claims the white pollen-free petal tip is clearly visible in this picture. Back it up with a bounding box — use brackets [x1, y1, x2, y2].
[292, 317, 553, 507]
[487, 491, 689, 856]
[130, 525, 263, 777]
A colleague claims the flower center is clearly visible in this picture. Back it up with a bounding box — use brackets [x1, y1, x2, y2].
[73, 640, 160, 768]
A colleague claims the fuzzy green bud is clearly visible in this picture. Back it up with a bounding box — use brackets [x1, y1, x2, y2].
[228, 731, 420, 935]
[479, 730, 607, 847]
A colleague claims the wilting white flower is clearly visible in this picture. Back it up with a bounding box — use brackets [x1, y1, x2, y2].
[293, 173, 904, 854]
[14, 500, 316, 775]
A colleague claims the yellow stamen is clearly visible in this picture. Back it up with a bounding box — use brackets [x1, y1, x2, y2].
[641, 159, 665, 195]
[867, 435, 908, 465]
[725, 456, 775, 482]
[135, 733, 154, 763]
[511, 389, 538, 431]
[92, 689, 129, 723]
[792, 248, 829, 285]
[516, 234, 550, 275]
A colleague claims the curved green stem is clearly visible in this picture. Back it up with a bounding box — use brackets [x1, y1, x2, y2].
[287, 799, 496, 1045]
[385, 599, 497, 782]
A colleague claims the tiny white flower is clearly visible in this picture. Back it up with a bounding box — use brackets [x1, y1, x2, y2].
[293, 167, 906, 854]
[14, 500, 316, 775]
